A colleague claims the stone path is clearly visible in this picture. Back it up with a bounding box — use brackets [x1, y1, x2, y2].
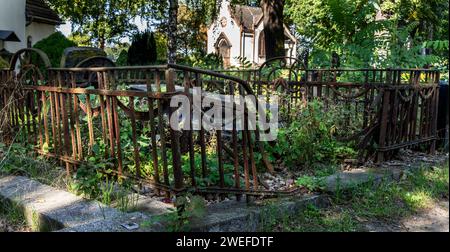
[0, 175, 156, 232]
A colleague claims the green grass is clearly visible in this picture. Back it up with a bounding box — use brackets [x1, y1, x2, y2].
[0, 143, 67, 189]
[1, 143, 139, 213]
[261, 204, 360, 232]
[261, 161, 449, 232]
[350, 162, 449, 219]
[0, 198, 29, 232]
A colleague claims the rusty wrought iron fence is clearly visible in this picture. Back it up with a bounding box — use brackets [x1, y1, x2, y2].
[0, 48, 292, 201]
[216, 57, 441, 162]
[0, 49, 441, 201]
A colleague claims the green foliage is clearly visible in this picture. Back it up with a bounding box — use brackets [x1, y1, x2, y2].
[104, 42, 130, 62]
[116, 49, 128, 66]
[176, 3, 209, 61]
[423, 40, 449, 51]
[186, 53, 223, 69]
[48, 0, 142, 47]
[127, 30, 158, 65]
[0, 143, 65, 188]
[376, 21, 440, 68]
[142, 193, 206, 232]
[349, 178, 408, 219]
[402, 163, 449, 207]
[348, 162, 449, 219]
[260, 203, 360, 232]
[68, 165, 104, 199]
[286, 0, 449, 69]
[155, 32, 168, 63]
[32, 32, 77, 67]
[0, 199, 28, 231]
[267, 100, 357, 169]
[231, 56, 253, 70]
[68, 32, 92, 47]
[261, 162, 449, 232]
[296, 175, 325, 191]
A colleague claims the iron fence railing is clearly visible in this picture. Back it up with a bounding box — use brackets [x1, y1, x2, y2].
[0, 49, 441, 201]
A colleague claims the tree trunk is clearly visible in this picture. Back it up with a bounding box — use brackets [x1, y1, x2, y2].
[168, 0, 178, 64]
[261, 0, 285, 60]
[99, 36, 106, 50]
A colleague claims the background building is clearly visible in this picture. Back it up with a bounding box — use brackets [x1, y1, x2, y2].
[0, 0, 62, 57]
[207, 0, 297, 68]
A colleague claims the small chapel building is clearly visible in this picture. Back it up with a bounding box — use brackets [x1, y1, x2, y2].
[207, 0, 297, 68]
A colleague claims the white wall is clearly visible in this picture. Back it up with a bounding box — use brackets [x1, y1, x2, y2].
[208, 0, 297, 67]
[242, 34, 253, 62]
[26, 22, 56, 46]
[0, 0, 26, 52]
[207, 0, 242, 66]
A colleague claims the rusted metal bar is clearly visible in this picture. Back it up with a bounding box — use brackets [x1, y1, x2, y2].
[166, 69, 184, 192]
[196, 73, 208, 179]
[112, 96, 123, 176]
[129, 96, 141, 178]
[148, 70, 160, 187]
[377, 89, 391, 163]
[184, 71, 196, 187]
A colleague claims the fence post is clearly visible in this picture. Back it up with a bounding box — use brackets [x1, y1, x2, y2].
[430, 85, 440, 154]
[166, 68, 184, 192]
[377, 88, 391, 163]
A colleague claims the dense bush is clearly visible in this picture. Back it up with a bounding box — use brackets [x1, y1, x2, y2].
[266, 100, 357, 168]
[181, 52, 223, 69]
[127, 30, 157, 65]
[116, 49, 128, 66]
[32, 32, 77, 67]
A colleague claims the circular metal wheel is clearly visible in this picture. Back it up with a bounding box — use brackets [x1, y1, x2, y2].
[75, 56, 116, 88]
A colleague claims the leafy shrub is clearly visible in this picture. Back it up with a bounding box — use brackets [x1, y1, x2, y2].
[266, 100, 357, 169]
[231, 56, 253, 70]
[127, 30, 157, 65]
[188, 53, 223, 69]
[68, 164, 103, 199]
[296, 175, 325, 191]
[143, 193, 206, 231]
[33, 32, 77, 67]
[116, 49, 128, 66]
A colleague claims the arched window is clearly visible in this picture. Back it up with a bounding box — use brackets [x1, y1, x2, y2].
[258, 31, 265, 58]
[218, 39, 231, 68]
[215, 33, 232, 68]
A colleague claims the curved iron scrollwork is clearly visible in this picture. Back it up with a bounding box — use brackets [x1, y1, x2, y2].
[74, 56, 116, 88]
[257, 56, 306, 84]
[9, 48, 50, 88]
[9, 48, 51, 71]
[6, 49, 51, 123]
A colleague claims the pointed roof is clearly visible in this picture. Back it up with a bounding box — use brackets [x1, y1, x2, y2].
[230, 5, 263, 32]
[0, 30, 21, 42]
[228, 4, 296, 42]
[26, 0, 63, 25]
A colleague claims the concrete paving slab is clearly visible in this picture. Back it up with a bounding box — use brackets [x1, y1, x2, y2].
[0, 176, 124, 231]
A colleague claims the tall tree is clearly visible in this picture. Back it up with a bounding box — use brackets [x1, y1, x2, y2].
[168, 0, 179, 63]
[127, 31, 158, 65]
[261, 0, 285, 59]
[47, 0, 142, 49]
